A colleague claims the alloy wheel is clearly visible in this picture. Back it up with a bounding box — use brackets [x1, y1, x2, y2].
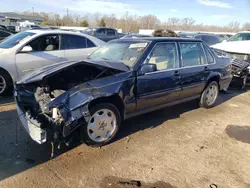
[205, 84, 218, 106]
[0, 75, 6, 94]
[87, 109, 117, 142]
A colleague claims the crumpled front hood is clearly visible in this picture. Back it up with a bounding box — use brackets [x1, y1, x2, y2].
[17, 59, 129, 84]
[212, 41, 250, 54]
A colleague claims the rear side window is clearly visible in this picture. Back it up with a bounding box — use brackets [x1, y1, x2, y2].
[86, 39, 96, 48]
[62, 35, 87, 49]
[95, 29, 106, 36]
[180, 42, 206, 67]
[147, 42, 179, 71]
[107, 29, 115, 36]
[204, 46, 214, 64]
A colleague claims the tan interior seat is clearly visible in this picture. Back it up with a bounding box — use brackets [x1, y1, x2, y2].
[45, 45, 55, 51]
[149, 56, 168, 70]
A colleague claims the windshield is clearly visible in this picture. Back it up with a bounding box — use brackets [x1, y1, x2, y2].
[89, 41, 149, 68]
[0, 31, 35, 49]
[228, 33, 250, 42]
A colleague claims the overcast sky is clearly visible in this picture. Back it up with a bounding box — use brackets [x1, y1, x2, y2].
[1, 0, 250, 25]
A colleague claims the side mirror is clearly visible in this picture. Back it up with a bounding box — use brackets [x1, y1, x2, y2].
[139, 64, 157, 75]
[222, 40, 227, 43]
[20, 46, 33, 53]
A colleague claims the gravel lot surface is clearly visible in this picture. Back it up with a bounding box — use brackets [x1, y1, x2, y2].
[1, 89, 250, 188]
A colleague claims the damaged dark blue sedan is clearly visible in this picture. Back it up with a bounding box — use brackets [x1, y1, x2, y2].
[15, 38, 233, 147]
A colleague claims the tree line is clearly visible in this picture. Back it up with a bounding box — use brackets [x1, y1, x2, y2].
[22, 11, 250, 33]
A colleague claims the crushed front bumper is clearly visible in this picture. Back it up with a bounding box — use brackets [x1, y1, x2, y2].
[15, 97, 47, 144]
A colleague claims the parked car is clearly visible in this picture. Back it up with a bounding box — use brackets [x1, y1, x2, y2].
[178, 32, 221, 46]
[211, 31, 250, 87]
[215, 34, 232, 42]
[0, 29, 104, 95]
[0, 29, 12, 42]
[120, 34, 152, 39]
[82, 27, 123, 42]
[193, 34, 221, 46]
[212, 32, 250, 62]
[15, 38, 232, 147]
[213, 49, 250, 89]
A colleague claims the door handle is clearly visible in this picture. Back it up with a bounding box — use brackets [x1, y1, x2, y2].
[204, 66, 209, 72]
[174, 70, 180, 76]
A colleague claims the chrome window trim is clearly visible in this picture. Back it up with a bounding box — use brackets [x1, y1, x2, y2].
[144, 42, 216, 76]
[202, 43, 215, 64]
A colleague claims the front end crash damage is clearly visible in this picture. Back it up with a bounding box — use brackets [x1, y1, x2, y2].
[230, 59, 250, 88]
[15, 60, 126, 145]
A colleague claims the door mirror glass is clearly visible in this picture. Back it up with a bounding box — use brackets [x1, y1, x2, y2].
[140, 64, 157, 75]
[20, 46, 33, 53]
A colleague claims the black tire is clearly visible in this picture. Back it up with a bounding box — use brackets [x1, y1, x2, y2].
[0, 70, 13, 96]
[199, 81, 219, 109]
[80, 103, 121, 147]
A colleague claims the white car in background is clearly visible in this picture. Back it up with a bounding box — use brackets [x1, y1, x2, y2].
[0, 29, 104, 95]
[212, 31, 250, 61]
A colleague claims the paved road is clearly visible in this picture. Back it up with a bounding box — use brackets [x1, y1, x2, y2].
[0, 89, 250, 188]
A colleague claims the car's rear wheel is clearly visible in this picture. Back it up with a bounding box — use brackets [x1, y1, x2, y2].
[81, 103, 121, 147]
[199, 81, 219, 109]
[0, 70, 13, 96]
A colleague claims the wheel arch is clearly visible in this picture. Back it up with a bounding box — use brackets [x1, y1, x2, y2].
[0, 67, 14, 84]
[206, 74, 220, 90]
[88, 95, 125, 120]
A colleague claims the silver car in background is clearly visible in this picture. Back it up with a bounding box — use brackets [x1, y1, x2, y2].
[0, 29, 104, 95]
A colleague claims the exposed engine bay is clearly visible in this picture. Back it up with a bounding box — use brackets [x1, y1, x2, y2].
[16, 62, 123, 145]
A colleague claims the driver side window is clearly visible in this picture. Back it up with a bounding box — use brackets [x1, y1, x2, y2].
[27, 34, 60, 52]
[147, 42, 179, 71]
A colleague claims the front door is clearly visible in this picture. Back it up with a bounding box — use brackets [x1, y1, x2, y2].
[136, 42, 182, 111]
[178, 42, 209, 99]
[15, 34, 64, 79]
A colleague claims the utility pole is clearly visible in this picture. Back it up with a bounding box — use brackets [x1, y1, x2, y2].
[66, 8, 69, 26]
[32, 7, 34, 16]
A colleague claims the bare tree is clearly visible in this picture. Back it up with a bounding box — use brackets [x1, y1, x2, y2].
[226, 21, 240, 32]
[141, 14, 160, 29]
[180, 17, 195, 30]
[242, 23, 250, 31]
[20, 10, 246, 32]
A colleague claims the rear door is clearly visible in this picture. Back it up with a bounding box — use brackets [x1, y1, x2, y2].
[178, 42, 210, 99]
[136, 42, 182, 110]
[62, 34, 97, 60]
[15, 34, 65, 79]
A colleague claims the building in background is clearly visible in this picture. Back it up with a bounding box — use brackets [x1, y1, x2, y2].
[0, 12, 43, 32]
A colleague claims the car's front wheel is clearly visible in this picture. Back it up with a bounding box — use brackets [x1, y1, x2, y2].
[0, 70, 13, 96]
[81, 103, 121, 147]
[199, 81, 219, 109]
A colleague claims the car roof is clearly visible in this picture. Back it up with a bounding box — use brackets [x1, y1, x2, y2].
[116, 37, 202, 42]
[28, 29, 84, 35]
[195, 33, 219, 37]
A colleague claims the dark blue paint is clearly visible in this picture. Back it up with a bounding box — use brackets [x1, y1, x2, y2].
[16, 38, 233, 138]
